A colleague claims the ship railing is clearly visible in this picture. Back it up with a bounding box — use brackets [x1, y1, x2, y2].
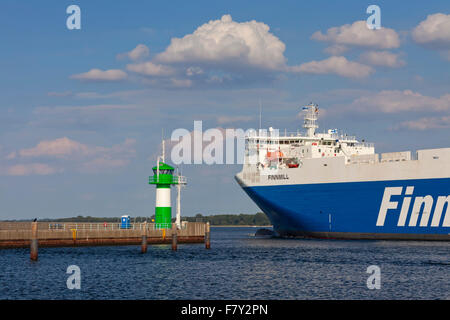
[246, 130, 303, 139]
[246, 132, 363, 143]
[355, 142, 374, 148]
[332, 134, 357, 141]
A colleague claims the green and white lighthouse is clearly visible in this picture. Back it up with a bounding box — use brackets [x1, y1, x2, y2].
[149, 143, 186, 229]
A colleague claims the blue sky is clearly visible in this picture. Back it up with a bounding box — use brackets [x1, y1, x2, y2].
[0, 1, 449, 219]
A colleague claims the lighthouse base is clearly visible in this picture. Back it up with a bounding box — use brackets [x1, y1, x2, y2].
[155, 206, 172, 229]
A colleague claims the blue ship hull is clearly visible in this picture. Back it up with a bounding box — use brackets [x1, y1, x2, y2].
[243, 178, 450, 240]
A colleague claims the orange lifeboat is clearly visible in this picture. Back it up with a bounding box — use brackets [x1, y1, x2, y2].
[266, 151, 284, 159]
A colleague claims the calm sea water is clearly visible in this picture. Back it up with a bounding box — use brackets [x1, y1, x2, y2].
[0, 227, 448, 300]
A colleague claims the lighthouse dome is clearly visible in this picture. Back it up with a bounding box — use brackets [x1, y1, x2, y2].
[152, 162, 174, 175]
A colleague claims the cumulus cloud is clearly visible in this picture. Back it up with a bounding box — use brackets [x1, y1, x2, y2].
[126, 61, 176, 76]
[78, 138, 136, 172]
[17, 137, 90, 158]
[311, 21, 400, 49]
[70, 69, 128, 82]
[155, 14, 287, 71]
[290, 56, 374, 78]
[117, 44, 150, 61]
[395, 116, 450, 131]
[359, 51, 406, 68]
[18, 137, 135, 159]
[169, 78, 193, 88]
[72, 15, 396, 86]
[70, 15, 408, 87]
[412, 13, 450, 49]
[122, 15, 296, 87]
[4, 138, 137, 175]
[186, 66, 204, 76]
[351, 90, 450, 113]
[6, 163, 62, 176]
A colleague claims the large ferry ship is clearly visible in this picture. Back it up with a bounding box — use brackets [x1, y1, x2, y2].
[235, 104, 450, 240]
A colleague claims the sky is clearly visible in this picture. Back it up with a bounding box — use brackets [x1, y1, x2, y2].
[0, 0, 449, 220]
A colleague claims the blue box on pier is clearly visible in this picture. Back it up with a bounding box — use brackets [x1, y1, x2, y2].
[121, 215, 131, 229]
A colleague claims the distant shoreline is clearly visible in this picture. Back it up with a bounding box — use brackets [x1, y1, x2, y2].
[1, 213, 272, 227]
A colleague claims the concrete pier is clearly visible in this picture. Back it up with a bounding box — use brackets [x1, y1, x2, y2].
[0, 221, 207, 249]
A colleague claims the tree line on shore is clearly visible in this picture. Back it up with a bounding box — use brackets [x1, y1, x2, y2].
[183, 212, 271, 226]
[3, 212, 271, 226]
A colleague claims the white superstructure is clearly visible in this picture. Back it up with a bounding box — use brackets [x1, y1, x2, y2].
[237, 103, 450, 187]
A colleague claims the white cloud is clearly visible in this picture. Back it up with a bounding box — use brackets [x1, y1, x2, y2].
[70, 69, 128, 82]
[395, 116, 450, 131]
[351, 90, 450, 113]
[290, 56, 374, 78]
[311, 21, 400, 49]
[359, 51, 406, 68]
[5, 138, 137, 175]
[78, 138, 136, 172]
[126, 61, 175, 76]
[71, 16, 405, 86]
[68, 15, 294, 87]
[412, 13, 450, 49]
[186, 66, 204, 76]
[155, 14, 287, 71]
[17, 137, 90, 158]
[169, 78, 193, 88]
[117, 44, 150, 61]
[6, 163, 62, 176]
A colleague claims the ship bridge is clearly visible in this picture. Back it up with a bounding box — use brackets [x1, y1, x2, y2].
[243, 103, 375, 170]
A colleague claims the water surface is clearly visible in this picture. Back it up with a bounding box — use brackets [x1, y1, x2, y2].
[0, 227, 448, 299]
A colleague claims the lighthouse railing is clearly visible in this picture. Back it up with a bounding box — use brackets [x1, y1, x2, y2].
[149, 175, 187, 184]
[176, 175, 187, 184]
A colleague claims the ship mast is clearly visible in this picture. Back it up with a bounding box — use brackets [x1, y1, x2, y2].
[302, 103, 319, 137]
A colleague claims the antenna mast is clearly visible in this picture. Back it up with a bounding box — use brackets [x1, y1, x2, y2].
[302, 103, 319, 137]
[161, 129, 165, 163]
[162, 140, 165, 163]
[259, 99, 262, 133]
